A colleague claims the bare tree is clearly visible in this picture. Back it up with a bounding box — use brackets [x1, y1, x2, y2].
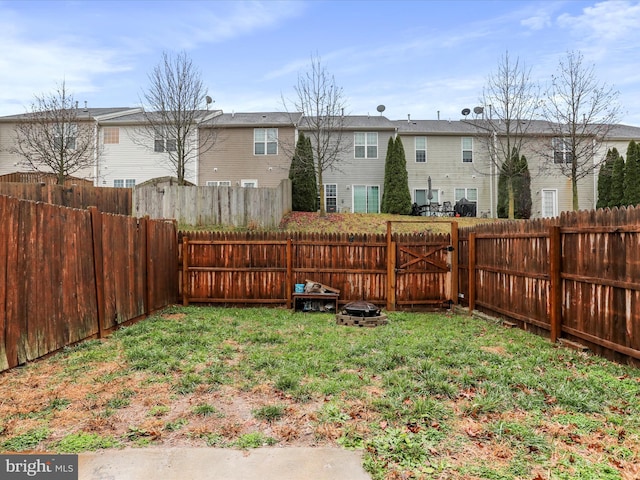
[13, 82, 97, 185]
[139, 51, 216, 185]
[541, 50, 620, 211]
[471, 52, 540, 219]
[287, 55, 350, 216]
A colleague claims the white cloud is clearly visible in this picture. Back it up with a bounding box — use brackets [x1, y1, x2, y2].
[521, 13, 551, 30]
[557, 0, 640, 43]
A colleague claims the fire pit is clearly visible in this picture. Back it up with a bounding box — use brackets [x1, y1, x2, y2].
[336, 301, 388, 327]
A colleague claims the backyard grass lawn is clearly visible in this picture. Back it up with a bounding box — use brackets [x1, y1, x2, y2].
[0, 307, 639, 479]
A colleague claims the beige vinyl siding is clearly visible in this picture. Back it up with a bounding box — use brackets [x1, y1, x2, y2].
[198, 126, 296, 188]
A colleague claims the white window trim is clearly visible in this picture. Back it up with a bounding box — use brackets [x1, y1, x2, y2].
[541, 189, 559, 217]
[553, 138, 573, 164]
[206, 180, 232, 186]
[113, 178, 135, 188]
[241, 179, 258, 187]
[414, 188, 439, 205]
[325, 183, 337, 212]
[454, 187, 478, 202]
[462, 137, 473, 163]
[415, 137, 427, 163]
[254, 128, 278, 155]
[354, 132, 378, 159]
[352, 184, 380, 213]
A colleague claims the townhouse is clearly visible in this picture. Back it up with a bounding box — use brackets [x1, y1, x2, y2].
[197, 112, 302, 188]
[1, 106, 640, 218]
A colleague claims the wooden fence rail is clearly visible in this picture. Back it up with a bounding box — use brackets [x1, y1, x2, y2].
[134, 179, 291, 229]
[459, 207, 640, 364]
[0, 182, 132, 215]
[178, 228, 453, 310]
[0, 195, 177, 372]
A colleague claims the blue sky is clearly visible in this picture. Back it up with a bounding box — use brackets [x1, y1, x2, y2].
[1, 0, 640, 125]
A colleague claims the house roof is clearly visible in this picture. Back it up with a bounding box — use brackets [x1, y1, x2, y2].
[0, 107, 138, 123]
[201, 112, 303, 127]
[395, 118, 640, 139]
[395, 119, 478, 135]
[98, 109, 222, 125]
[299, 115, 396, 131]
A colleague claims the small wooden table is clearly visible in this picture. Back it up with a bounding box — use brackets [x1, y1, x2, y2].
[292, 293, 339, 313]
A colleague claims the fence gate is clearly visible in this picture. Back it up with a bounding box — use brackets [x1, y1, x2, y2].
[386, 221, 458, 311]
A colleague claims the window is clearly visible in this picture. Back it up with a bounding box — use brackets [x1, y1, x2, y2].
[54, 123, 77, 150]
[415, 188, 439, 205]
[103, 127, 119, 144]
[241, 179, 257, 187]
[415, 137, 426, 163]
[354, 132, 378, 158]
[553, 138, 573, 163]
[206, 181, 231, 186]
[454, 188, 478, 202]
[254, 128, 278, 155]
[154, 132, 177, 152]
[353, 185, 379, 213]
[114, 179, 135, 188]
[462, 137, 473, 162]
[541, 189, 558, 217]
[325, 183, 337, 213]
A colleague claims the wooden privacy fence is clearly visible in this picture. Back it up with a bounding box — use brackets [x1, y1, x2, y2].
[0, 182, 132, 215]
[0, 172, 94, 187]
[134, 179, 292, 229]
[178, 226, 455, 310]
[459, 207, 640, 363]
[0, 195, 177, 372]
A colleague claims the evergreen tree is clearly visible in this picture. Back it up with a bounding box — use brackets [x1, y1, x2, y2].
[623, 141, 640, 206]
[497, 150, 531, 219]
[381, 137, 412, 214]
[497, 166, 508, 218]
[288, 132, 317, 212]
[514, 154, 532, 219]
[609, 150, 625, 208]
[596, 148, 618, 209]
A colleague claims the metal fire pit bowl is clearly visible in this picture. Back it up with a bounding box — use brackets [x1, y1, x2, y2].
[342, 301, 381, 317]
[337, 301, 388, 327]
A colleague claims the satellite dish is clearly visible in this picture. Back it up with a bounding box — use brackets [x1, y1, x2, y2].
[461, 108, 471, 117]
[473, 106, 484, 115]
[205, 96, 213, 104]
[376, 105, 386, 113]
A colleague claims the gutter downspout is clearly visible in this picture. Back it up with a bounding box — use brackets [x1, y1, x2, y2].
[93, 120, 99, 186]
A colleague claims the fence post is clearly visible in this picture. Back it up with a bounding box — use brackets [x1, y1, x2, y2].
[450, 221, 459, 305]
[468, 232, 476, 314]
[386, 222, 396, 311]
[286, 238, 293, 309]
[143, 215, 151, 316]
[89, 207, 105, 339]
[549, 225, 562, 343]
[182, 236, 189, 306]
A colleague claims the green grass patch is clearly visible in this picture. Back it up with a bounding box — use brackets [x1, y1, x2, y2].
[1, 427, 50, 451]
[233, 432, 277, 449]
[54, 432, 120, 453]
[252, 405, 285, 422]
[3, 305, 639, 480]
